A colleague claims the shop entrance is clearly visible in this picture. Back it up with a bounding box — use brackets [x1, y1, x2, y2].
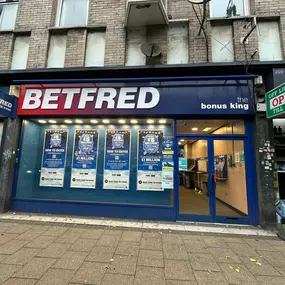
[176, 120, 254, 224]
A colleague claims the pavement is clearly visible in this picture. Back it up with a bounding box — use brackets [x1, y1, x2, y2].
[0, 215, 284, 285]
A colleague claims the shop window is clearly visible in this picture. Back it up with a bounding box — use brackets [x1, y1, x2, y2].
[47, 34, 67, 68]
[126, 28, 146, 66]
[85, 31, 106, 67]
[210, 0, 250, 18]
[11, 35, 30, 70]
[177, 120, 245, 135]
[0, 1, 18, 30]
[258, 21, 282, 61]
[16, 118, 174, 207]
[56, 0, 89, 27]
[167, 22, 189, 64]
[211, 25, 234, 63]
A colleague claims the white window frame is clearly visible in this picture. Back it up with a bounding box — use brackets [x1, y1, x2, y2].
[209, 0, 250, 18]
[0, 0, 18, 30]
[55, 0, 89, 27]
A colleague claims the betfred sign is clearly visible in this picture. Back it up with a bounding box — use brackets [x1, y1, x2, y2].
[266, 82, 285, 118]
[18, 82, 255, 116]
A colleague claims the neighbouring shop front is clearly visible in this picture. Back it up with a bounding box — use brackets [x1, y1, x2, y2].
[11, 76, 259, 224]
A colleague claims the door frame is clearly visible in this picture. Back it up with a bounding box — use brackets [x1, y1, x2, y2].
[174, 120, 258, 225]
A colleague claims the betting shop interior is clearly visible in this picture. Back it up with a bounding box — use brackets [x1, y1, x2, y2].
[12, 79, 257, 224]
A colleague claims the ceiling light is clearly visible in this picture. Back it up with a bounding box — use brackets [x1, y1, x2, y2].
[48, 120, 57, 124]
[203, 127, 212, 132]
[159, 119, 167, 124]
[192, 127, 198, 131]
[75, 119, 83, 124]
[90, 120, 98, 124]
[118, 119, 126, 124]
[180, 139, 185, 142]
[147, 119, 154, 124]
[102, 119, 110, 124]
[38, 120, 46, 124]
[64, 120, 73, 124]
[130, 119, 138, 124]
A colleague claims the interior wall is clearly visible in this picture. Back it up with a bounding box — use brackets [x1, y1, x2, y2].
[191, 140, 207, 159]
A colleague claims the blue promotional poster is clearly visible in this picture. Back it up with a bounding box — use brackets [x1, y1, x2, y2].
[103, 130, 131, 190]
[137, 130, 163, 191]
[162, 136, 174, 189]
[71, 130, 99, 189]
[40, 130, 68, 187]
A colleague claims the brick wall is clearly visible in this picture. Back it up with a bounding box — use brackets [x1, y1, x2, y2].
[0, 0, 284, 71]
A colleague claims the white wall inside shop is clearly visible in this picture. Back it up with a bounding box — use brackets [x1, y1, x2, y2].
[167, 22, 189, 64]
[47, 34, 67, 68]
[85, 31, 106, 67]
[258, 21, 282, 61]
[11, 36, 30, 70]
[126, 28, 146, 66]
[211, 25, 234, 63]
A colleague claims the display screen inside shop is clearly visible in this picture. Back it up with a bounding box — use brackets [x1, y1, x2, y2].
[15, 118, 174, 207]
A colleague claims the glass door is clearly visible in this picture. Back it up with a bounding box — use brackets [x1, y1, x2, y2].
[213, 139, 249, 221]
[177, 138, 214, 222]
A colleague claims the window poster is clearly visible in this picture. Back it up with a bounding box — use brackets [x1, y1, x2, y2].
[71, 129, 99, 189]
[137, 130, 163, 191]
[40, 129, 68, 187]
[103, 130, 131, 190]
[214, 155, 228, 180]
[162, 136, 174, 189]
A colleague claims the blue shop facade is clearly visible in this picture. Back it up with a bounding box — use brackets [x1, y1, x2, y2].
[12, 76, 259, 225]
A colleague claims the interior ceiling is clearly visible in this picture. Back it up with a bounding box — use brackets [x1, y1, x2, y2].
[177, 120, 237, 134]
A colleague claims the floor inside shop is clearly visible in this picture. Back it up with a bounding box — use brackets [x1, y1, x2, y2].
[179, 186, 244, 217]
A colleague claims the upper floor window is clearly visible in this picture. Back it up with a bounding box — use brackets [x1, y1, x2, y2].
[210, 0, 249, 18]
[57, 0, 88, 27]
[0, 0, 18, 30]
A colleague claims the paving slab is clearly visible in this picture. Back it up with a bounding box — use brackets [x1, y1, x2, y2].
[183, 240, 209, 253]
[166, 281, 198, 285]
[106, 254, 137, 275]
[80, 229, 104, 240]
[219, 263, 259, 285]
[70, 238, 97, 252]
[256, 275, 285, 284]
[86, 246, 116, 263]
[208, 247, 242, 263]
[13, 257, 57, 279]
[257, 250, 285, 267]
[0, 264, 22, 284]
[115, 241, 140, 256]
[244, 238, 277, 251]
[162, 234, 184, 245]
[188, 253, 221, 271]
[121, 231, 142, 242]
[138, 249, 164, 267]
[3, 248, 41, 265]
[202, 237, 229, 248]
[71, 262, 106, 285]
[36, 243, 71, 258]
[52, 251, 88, 270]
[25, 236, 57, 249]
[134, 266, 166, 285]
[96, 234, 121, 247]
[141, 237, 163, 250]
[42, 226, 68, 237]
[0, 239, 29, 254]
[2, 278, 37, 285]
[36, 268, 75, 285]
[101, 273, 135, 285]
[54, 232, 81, 244]
[164, 259, 195, 281]
[163, 244, 188, 260]
[6, 224, 34, 234]
[227, 242, 259, 257]
[0, 234, 19, 246]
[194, 271, 229, 285]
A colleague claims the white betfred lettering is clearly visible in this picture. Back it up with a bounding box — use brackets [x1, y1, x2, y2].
[62, 88, 80, 109]
[22, 89, 43, 109]
[137, 87, 160, 109]
[95, 88, 116, 109]
[117, 87, 137, 109]
[78, 88, 97, 109]
[41, 89, 61, 109]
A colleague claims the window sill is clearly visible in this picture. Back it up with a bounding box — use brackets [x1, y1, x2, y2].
[208, 14, 280, 24]
[0, 29, 14, 34]
[49, 25, 106, 33]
